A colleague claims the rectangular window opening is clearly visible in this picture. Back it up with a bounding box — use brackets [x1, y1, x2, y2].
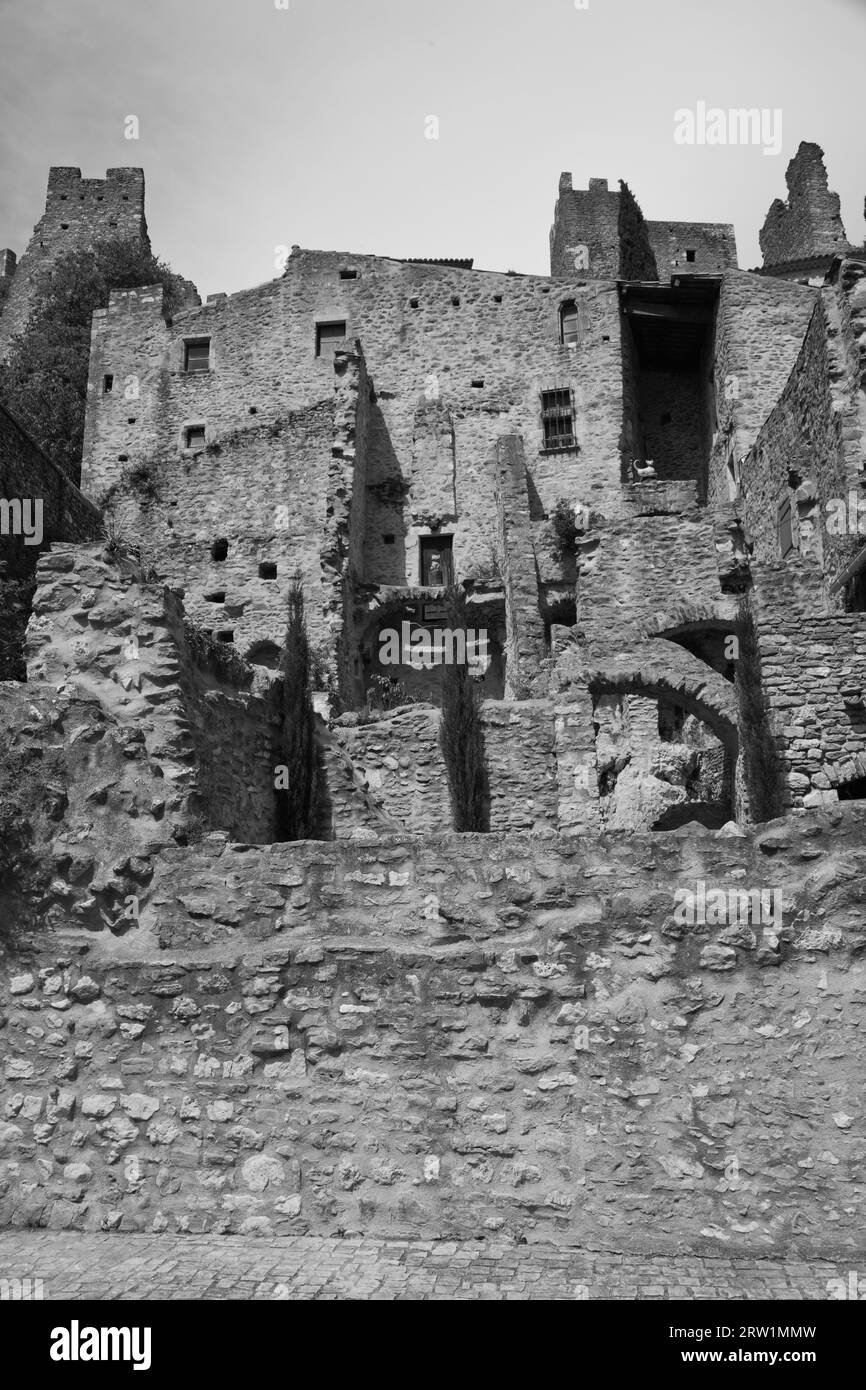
[540, 387, 576, 450]
[316, 320, 347, 356]
[103, 375, 114, 394]
[185, 425, 206, 452]
[184, 340, 211, 373]
[419, 535, 454, 586]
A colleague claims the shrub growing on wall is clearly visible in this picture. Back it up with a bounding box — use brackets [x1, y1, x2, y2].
[736, 597, 785, 822]
[0, 238, 187, 482]
[618, 181, 659, 283]
[277, 574, 320, 840]
[439, 586, 489, 832]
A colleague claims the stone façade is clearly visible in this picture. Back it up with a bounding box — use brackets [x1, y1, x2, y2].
[1, 144, 866, 1249]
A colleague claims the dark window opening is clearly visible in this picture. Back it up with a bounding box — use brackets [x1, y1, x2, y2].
[216, 630, 235, 644]
[60, 223, 69, 230]
[185, 425, 206, 452]
[410, 298, 419, 308]
[259, 561, 277, 579]
[660, 412, 672, 425]
[204, 591, 226, 603]
[103, 375, 114, 394]
[838, 776, 866, 801]
[211, 539, 228, 562]
[492, 294, 503, 303]
[184, 340, 210, 373]
[685, 249, 696, 263]
[339, 269, 357, 280]
[541, 387, 576, 450]
[778, 497, 795, 558]
[247, 641, 281, 671]
[249, 406, 257, 415]
[451, 296, 460, 307]
[559, 300, 579, 346]
[658, 700, 687, 742]
[316, 320, 347, 356]
[383, 533, 395, 545]
[419, 535, 454, 586]
[845, 570, 866, 613]
[118, 454, 129, 463]
[127, 416, 136, 424]
[471, 378, 484, 388]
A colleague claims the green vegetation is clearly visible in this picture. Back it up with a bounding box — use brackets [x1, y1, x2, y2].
[0, 237, 187, 482]
[550, 497, 579, 560]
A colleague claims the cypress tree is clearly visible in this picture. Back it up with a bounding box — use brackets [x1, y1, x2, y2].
[277, 573, 319, 840]
[438, 586, 488, 832]
[618, 180, 659, 282]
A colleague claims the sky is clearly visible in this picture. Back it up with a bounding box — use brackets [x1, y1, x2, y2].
[0, 0, 863, 298]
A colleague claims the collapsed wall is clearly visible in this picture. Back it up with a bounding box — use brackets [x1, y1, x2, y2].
[1, 812, 865, 1253]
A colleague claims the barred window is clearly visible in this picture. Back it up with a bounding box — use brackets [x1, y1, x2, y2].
[541, 387, 575, 450]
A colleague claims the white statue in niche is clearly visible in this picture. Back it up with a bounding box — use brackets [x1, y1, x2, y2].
[426, 551, 444, 585]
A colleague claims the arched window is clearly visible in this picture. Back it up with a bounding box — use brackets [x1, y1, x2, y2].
[560, 300, 579, 347]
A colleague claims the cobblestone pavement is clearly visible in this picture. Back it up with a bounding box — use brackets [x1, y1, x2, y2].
[0, 1232, 855, 1299]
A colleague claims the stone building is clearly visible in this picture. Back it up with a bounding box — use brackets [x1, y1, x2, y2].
[2, 141, 865, 846]
[2, 144, 866, 1253]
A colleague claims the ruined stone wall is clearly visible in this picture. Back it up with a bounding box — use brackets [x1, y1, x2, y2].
[331, 700, 560, 837]
[647, 221, 738, 279]
[2, 813, 865, 1251]
[85, 293, 372, 671]
[759, 143, 850, 269]
[754, 562, 866, 806]
[710, 272, 817, 484]
[0, 403, 102, 577]
[80, 251, 627, 599]
[0, 168, 149, 359]
[26, 546, 284, 859]
[734, 297, 848, 582]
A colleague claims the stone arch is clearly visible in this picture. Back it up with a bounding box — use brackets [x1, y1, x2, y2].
[585, 659, 738, 759]
[644, 602, 740, 681]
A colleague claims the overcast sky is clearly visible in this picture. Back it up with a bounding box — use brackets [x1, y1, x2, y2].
[0, 0, 863, 298]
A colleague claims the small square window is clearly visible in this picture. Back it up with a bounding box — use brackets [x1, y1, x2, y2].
[339, 269, 357, 280]
[259, 561, 277, 580]
[103, 375, 114, 394]
[216, 630, 235, 644]
[316, 321, 347, 356]
[409, 298, 419, 309]
[685, 249, 696, 263]
[383, 533, 395, 545]
[471, 378, 484, 388]
[451, 296, 460, 307]
[185, 425, 206, 452]
[185, 340, 210, 373]
[660, 412, 672, 425]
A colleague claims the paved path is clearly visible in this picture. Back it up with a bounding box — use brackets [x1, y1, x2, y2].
[0, 1232, 855, 1300]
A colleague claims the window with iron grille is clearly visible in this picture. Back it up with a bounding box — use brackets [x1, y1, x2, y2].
[184, 340, 210, 373]
[778, 496, 795, 558]
[540, 388, 575, 449]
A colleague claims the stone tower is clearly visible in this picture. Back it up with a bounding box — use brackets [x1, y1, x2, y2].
[0, 166, 149, 358]
[759, 142, 850, 272]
